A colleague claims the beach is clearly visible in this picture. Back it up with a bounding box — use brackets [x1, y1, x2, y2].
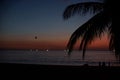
[0, 63, 120, 79]
[1, 63, 120, 71]
[0, 50, 120, 79]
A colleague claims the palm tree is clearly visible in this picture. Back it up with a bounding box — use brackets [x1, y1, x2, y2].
[63, 0, 120, 60]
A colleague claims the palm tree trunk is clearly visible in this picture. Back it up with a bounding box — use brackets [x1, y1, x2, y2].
[114, 22, 120, 60]
[114, 35, 120, 53]
[112, 1, 120, 60]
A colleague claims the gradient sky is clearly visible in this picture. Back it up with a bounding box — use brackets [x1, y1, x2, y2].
[0, 0, 109, 50]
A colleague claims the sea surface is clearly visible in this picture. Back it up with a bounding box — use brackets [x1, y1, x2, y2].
[0, 50, 120, 66]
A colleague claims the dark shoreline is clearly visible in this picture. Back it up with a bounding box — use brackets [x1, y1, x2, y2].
[1, 63, 120, 72]
[0, 63, 120, 79]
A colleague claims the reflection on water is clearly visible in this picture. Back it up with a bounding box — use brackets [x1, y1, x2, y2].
[0, 50, 119, 66]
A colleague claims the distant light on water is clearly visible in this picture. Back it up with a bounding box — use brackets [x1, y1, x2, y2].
[0, 50, 119, 66]
[46, 49, 49, 52]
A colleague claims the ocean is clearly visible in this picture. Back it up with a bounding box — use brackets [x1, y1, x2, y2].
[0, 50, 119, 66]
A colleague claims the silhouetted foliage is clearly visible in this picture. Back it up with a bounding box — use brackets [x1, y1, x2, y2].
[63, 0, 120, 60]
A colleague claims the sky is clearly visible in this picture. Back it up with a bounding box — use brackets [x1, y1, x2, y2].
[0, 0, 109, 50]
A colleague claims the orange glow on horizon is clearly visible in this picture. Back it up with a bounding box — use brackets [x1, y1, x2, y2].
[74, 34, 109, 50]
[0, 34, 109, 50]
[0, 39, 68, 50]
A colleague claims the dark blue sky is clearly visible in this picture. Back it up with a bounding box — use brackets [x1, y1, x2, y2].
[1, 0, 93, 35]
[0, 0, 102, 49]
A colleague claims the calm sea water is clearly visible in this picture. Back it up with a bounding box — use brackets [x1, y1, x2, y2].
[0, 50, 119, 66]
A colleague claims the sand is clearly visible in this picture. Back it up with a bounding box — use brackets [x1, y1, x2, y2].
[0, 63, 120, 79]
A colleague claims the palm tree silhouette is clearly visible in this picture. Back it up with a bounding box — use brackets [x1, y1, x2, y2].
[63, 0, 119, 60]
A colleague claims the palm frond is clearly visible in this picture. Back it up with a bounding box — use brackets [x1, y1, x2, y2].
[108, 25, 114, 51]
[67, 11, 111, 59]
[67, 23, 88, 55]
[109, 35, 114, 51]
[63, 2, 103, 20]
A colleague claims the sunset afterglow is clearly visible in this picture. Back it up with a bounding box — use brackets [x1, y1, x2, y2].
[0, 0, 109, 50]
